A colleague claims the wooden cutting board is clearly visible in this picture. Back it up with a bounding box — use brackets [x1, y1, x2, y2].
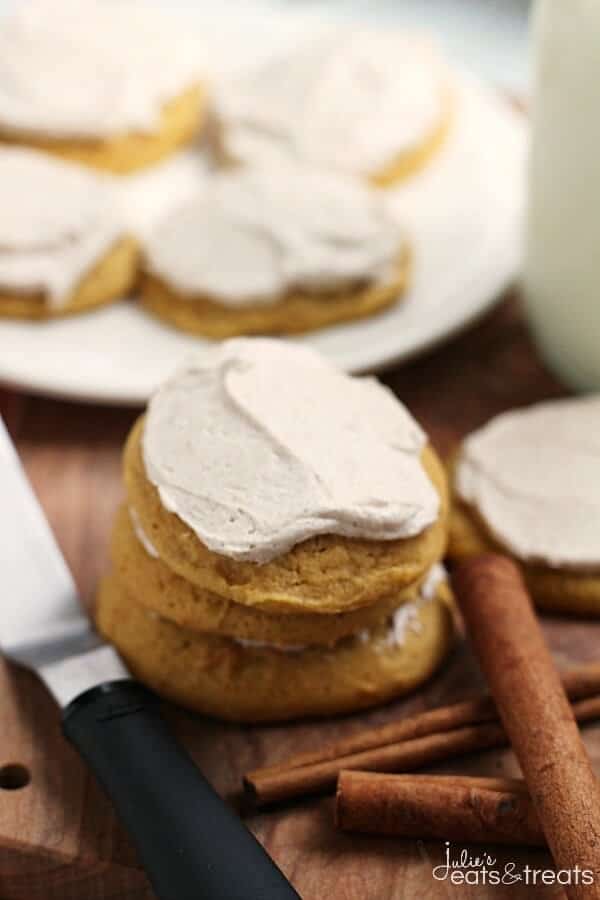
[2, 296, 600, 900]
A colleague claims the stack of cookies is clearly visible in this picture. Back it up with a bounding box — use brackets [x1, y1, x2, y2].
[98, 338, 454, 722]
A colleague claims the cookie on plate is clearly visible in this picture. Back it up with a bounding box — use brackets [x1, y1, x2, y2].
[0, 148, 137, 319]
[0, 0, 207, 173]
[99, 337, 454, 722]
[448, 397, 600, 616]
[214, 29, 453, 186]
[140, 161, 411, 337]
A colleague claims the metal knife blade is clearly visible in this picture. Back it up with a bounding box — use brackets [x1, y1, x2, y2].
[0, 416, 127, 705]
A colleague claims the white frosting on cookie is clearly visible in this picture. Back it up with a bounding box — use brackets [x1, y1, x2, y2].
[0, 0, 202, 139]
[456, 397, 600, 570]
[0, 147, 123, 306]
[384, 562, 445, 648]
[235, 563, 446, 653]
[419, 560, 446, 601]
[215, 29, 448, 176]
[143, 160, 405, 306]
[129, 507, 159, 560]
[143, 338, 439, 564]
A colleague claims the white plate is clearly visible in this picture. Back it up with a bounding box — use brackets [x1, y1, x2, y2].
[0, 16, 527, 406]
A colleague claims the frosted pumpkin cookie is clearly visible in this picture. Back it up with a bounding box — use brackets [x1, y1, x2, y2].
[111, 503, 438, 647]
[140, 161, 410, 337]
[97, 565, 454, 723]
[448, 397, 600, 616]
[124, 338, 448, 614]
[0, 0, 207, 173]
[0, 148, 137, 319]
[214, 29, 453, 186]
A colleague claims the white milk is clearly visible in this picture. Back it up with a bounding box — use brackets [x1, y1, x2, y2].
[524, 0, 600, 390]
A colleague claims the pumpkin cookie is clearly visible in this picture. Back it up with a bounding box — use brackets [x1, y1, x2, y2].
[101, 338, 453, 721]
[448, 397, 600, 616]
[97, 567, 454, 723]
[124, 339, 449, 614]
[0, 1, 207, 173]
[140, 161, 411, 337]
[112, 503, 437, 647]
[0, 148, 137, 319]
[214, 29, 453, 186]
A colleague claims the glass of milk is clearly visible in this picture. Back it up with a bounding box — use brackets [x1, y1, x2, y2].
[524, 0, 600, 391]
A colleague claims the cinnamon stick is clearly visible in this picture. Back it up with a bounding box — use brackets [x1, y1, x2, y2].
[254, 661, 600, 779]
[335, 773, 545, 847]
[245, 694, 600, 806]
[453, 555, 600, 899]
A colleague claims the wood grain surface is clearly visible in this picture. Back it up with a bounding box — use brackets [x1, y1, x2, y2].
[2, 294, 600, 900]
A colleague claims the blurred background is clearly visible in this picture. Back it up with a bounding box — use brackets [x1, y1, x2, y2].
[0, 0, 532, 92]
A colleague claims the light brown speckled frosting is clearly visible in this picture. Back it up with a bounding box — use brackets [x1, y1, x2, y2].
[215, 29, 448, 176]
[0, 147, 121, 307]
[456, 396, 600, 570]
[143, 159, 405, 306]
[142, 338, 440, 564]
[0, 0, 203, 139]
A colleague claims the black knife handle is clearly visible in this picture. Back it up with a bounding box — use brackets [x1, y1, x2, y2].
[62, 680, 301, 900]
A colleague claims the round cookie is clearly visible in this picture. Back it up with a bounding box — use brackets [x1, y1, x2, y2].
[448, 396, 600, 617]
[449, 467, 600, 618]
[124, 415, 449, 615]
[370, 92, 454, 187]
[0, 1, 207, 173]
[140, 249, 410, 339]
[96, 575, 455, 723]
[214, 29, 453, 186]
[1, 85, 207, 175]
[140, 161, 411, 337]
[0, 237, 138, 320]
[0, 148, 137, 319]
[112, 503, 435, 646]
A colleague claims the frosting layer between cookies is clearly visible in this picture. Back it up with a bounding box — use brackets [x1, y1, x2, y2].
[215, 29, 448, 176]
[0, 0, 202, 138]
[455, 397, 600, 570]
[129, 507, 159, 559]
[143, 161, 405, 306]
[233, 563, 446, 652]
[0, 147, 122, 305]
[143, 338, 440, 563]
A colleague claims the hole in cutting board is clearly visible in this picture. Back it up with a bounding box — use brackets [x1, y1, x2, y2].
[0, 764, 30, 790]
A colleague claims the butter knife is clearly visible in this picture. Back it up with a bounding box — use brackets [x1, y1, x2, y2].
[0, 415, 300, 900]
